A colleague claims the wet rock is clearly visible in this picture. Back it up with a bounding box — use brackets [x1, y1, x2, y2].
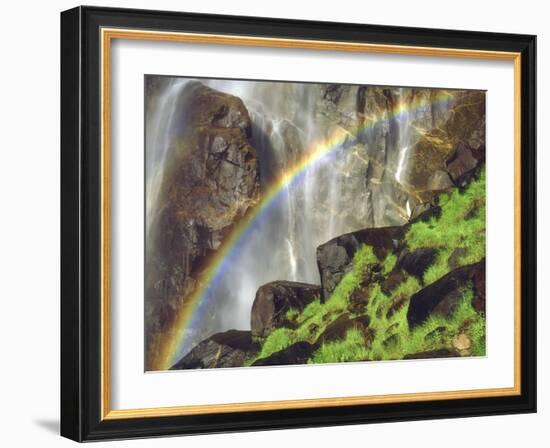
[406, 129, 456, 192]
[252, 341, 314, 366]
[471, 261, 486, 313]
[381, 270, 406, 295]
[431, 170, 454, 191]
[316, 226, 407, 301]
[403, 90, 485, 198]
[251, 281, 321, 338]
[410, 203, 441, 223]
[315, 85, 485, 230]
[407, 260, 485, 328]
[444, 91, 486, 148]
[171, 330, 260, 370]
[396, 247, 438, 279]
[146, 82, 260, 370]
[446, 143, 479, 186]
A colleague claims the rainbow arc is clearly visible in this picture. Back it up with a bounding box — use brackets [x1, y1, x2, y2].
[154, 91, 455, 371]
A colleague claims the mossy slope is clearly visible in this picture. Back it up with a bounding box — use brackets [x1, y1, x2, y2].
[250, 168, 486, 365]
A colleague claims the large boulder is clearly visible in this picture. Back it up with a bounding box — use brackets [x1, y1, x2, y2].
[395, 247, 438, 279]
[446, 142, 481, 187]
[316, 226, 407, 301]
[170, 330, 259, 370]
[145, 82, 261, 370]
[407, 259, 486, 328]
[251, 281, 321, 338]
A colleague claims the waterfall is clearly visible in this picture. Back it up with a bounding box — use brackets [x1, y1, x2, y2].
[145, 78, 189, 236]
[146, 78, 446, 360]
[162, 78, 361, 337]
[201, 80, 332, 330]
[395, 145, 410, 185]
[394, 88, 412, 187]
[286, 238, 298, 281]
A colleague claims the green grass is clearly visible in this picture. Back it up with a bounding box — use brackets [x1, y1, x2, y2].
[309, 328, 369, 364]
[255, 327, 294, 360]
[291, 245, 379, 343]
[381, 253, 397, 275]
[284, 307, 300, 322]
[364, 286, 485, 360]
[422, 251, 448, 285]
[310, 286, 485, 363]
[248, 169, 486, 366]
[353, 244, 380, 272]
[406, 168, 486, 285]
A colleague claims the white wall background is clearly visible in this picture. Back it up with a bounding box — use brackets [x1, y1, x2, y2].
[0, 0, 545, 446]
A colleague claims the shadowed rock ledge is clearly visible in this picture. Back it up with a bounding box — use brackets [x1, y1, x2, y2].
[251, 281, 321, 338]
[170, 330, 260, 370]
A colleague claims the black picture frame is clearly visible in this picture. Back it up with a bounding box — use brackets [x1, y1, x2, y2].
[61, 5, 536, 442]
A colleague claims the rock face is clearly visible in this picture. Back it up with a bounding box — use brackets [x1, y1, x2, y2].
[315, 86, 486, 226]
[171, 330, 259, 370]
[316, 226, 407, 301]
[251, 281, 321, 338]
[407, 259, 486, 328]
[446, 142, 483, 187]
[145, 82, 261, 370]
[395, 247, 438, 280]
[404, 91, 485, 194]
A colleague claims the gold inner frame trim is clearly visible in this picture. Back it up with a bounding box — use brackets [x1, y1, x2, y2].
[100, 27, 522, 421]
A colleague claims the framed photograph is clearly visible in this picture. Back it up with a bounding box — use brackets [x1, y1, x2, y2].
[60, 6, 536, 441]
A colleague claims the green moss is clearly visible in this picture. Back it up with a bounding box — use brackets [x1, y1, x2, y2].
[393, 276, 421, 299]
[309, 328, 369, 364]
[468, 316, 487, 356]
[293, 245, 378, 341]
[285, 307, 300, 322]
[296, 298, 322, 324]
[407, 168, 486, 286]
[353, 244, 379, 272]
[364, 286, 484, 360]
[252, 245, 378, 364]
[423, 252, 449, 285]
[257, 327, 294, 360]
[250, 172, 486, 366]
[381, 253, 398, 275]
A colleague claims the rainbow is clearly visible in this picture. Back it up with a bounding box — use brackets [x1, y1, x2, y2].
[154, 90, 456, 370]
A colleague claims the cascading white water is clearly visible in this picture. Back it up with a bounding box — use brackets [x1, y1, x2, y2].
[145, 78, 189, 236]
[394, 88, 412, 188]
[395, 145, 410, 185]
[286, 238, 298, 281]
[194, 79, 358, 334]
[148, 78, 431, 360]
